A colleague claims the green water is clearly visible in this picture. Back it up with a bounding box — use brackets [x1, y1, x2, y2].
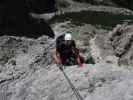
[50, 11, 133, 30]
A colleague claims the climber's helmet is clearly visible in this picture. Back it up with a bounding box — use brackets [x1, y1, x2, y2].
[64, 33, 72, 41]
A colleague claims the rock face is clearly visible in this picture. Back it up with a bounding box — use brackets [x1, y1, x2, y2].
[2, 62, 133, 100]
[73, 0, 133, 10]
[91, 24, 133, 66]
[73, 0, 115, 5]
[1, 1, 133, 99]
[0, 36, 55, 100]
[55, 0, 133, 16]
[0, 32, 133, 100]
[55, 0, 133, 17]
[109, 24, 133, 65]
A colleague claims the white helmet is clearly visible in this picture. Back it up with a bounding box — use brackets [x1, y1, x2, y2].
[64, 33, 72, 40]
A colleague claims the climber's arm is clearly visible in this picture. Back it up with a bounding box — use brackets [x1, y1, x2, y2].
[53, 49, 62, 65]
[72, 47, 85, 67]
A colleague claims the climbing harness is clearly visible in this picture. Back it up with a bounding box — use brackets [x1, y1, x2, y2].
[58, 65, 83, 100]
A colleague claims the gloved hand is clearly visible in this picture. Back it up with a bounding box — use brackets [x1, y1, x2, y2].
[79, 63, 84, 67]
[76, 56, 85, 68]
[54, 58, 62, 65]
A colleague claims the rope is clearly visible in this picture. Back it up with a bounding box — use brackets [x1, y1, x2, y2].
[58, 65, 83, 100]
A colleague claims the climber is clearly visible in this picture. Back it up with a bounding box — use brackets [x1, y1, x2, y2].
[53, 33, 85, 69]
